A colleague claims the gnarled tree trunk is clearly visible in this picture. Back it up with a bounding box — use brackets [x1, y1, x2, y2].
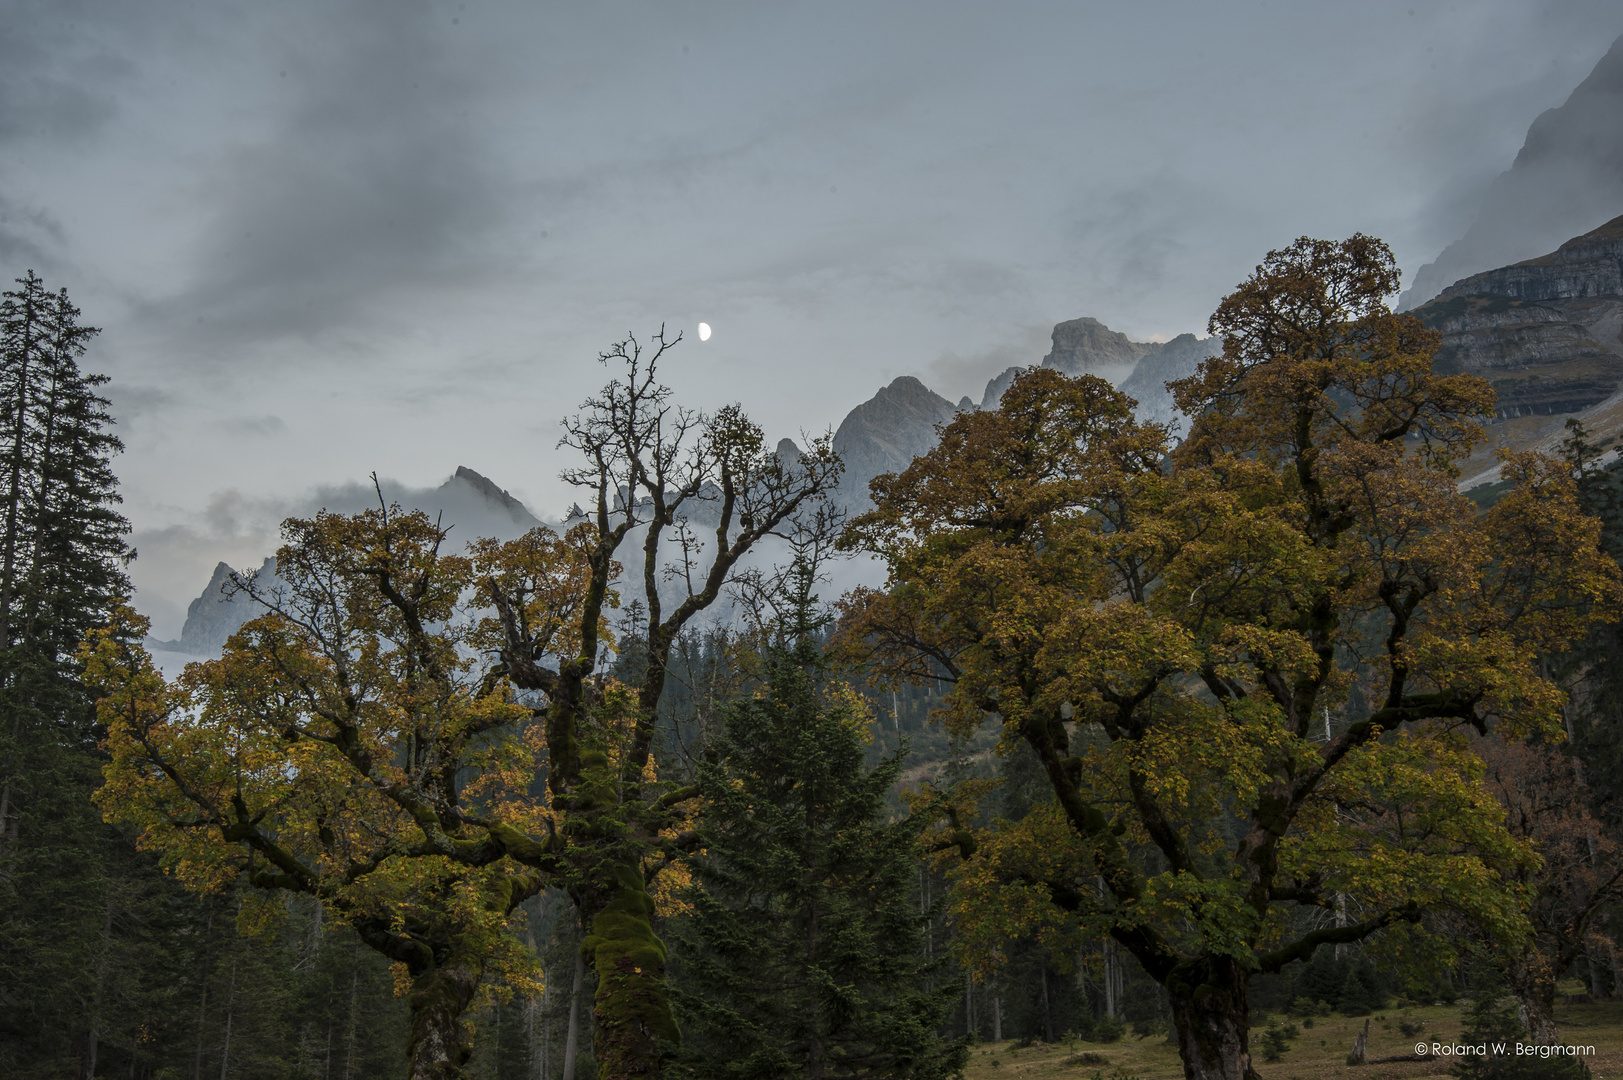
[1165, 956, 1258, 1080]
[582, 862, 678, 1080]
[406, 952, 485, 1080]
[1508, 950, 1559, 1046]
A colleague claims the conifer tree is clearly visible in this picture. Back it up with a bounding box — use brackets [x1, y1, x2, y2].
[0, 270, 152, 1077]
[0, 270, 129, 792]
[669, 555, 967, 1080]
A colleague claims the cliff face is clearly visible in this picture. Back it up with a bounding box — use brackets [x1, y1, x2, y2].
[979, 322, 1219, 425]
[1415, 214, 1623, 418]
[980, 365, 1023, 410]
[1402, 34, 1623, 309]
[1436, 215, 1623, 304]
[450, 465, 540, 528]
[157, 557, 282, 654]
[830, 376, 963, 512]
[1041, 317, 1150, 379]
[1118, 333, 1222, 430]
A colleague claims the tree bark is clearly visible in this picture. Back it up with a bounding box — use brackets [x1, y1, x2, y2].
[564, 954, 584, 1078]
[193, 909, 213, 1080]
[582, 863, 677, 1080]
[528, 976, 547, 1080]
[219, 955, 237, 1080]
[86, 895, 114, 1080]
[1509, 950, 1560, 1046]
[194, 984, 209, 1080]
[965, 971, 973, 1038]
[405, 952, 485, 1080]
[1103, 938, 1118, 1020]
[1039, 960, 1054, 1043]
[1610, 937, 1623, 1000]
[343, 944, 360, 1080]
[1165, 956, 1258, 1080]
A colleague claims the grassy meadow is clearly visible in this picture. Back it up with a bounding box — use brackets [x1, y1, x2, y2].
[960, 995, 1623, 1080]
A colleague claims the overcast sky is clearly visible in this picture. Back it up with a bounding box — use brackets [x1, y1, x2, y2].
[6, 0, 1622, 632]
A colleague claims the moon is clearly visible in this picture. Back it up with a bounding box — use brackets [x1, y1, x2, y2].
[697, 322, 712, 341]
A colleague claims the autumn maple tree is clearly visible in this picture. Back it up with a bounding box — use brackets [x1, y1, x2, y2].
[89, 330, 840, 1080]
[484, 330, 840, 1080]
[837, 236, 1621, 1080]
[87, 503, 587, 1078]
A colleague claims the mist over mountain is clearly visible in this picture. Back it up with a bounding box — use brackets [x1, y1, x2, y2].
[1401, 33, 1623, 310]
[150, 558, 281, 655]
[148, 466, 545, 658]
[154, 200, 1623, 656]
[978, 320, 1219, 423]
[824, 318, 1217, 517]
[1117, 334, 1224, 431]
[1413, 213, 1623, 431]
[1039, 317, 1151, 383]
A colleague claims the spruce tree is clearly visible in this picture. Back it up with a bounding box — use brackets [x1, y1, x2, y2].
[0, 270, 129, 740]
[0, 272, 419, 1076]
[669, 557, 967, 1080]
[1452, 994, 1592, 1079]
[0, 270, 146, 1076]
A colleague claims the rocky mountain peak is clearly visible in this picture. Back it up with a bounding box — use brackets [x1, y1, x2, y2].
[830, 377, 963, 512]
[151, 467, 545, 657]
[979, 320, 1218, 425]
[447, 466, 539, 528]
[1118, 333, 1222, 430]
[152, 557, 279, 655]
[1041, 317, 1152, 377]
[980, 365, 1024, 410]
[1402, 33, 1623, 309]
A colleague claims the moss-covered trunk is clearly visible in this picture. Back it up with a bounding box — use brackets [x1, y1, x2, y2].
[1166, 956, 1259, 1080]
[406, 951, 485, 1080]
[582, 861, 678, 1080]
[1509, 950, 1560, 1045]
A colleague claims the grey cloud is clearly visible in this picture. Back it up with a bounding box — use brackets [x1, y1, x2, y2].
[0, 194, 65, 273]
[102, 383, 179, 442]
[0, 4, 122, 144]
[137, 0, 509, 354]
[0, 70, 114, 143]
[1056, 176, 1231, 336]
[27, 0, 1623, 626]
[197, 488, 286, 540]
[924, 324, 1051, 403]
[0, 223, 49, 273]
[105, 383, 176, 417]
[226, 415, 287, 437]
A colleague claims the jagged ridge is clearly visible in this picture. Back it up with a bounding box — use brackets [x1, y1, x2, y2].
[1402, 34, 1623, 309]
[1416, 214, 1623, 418]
